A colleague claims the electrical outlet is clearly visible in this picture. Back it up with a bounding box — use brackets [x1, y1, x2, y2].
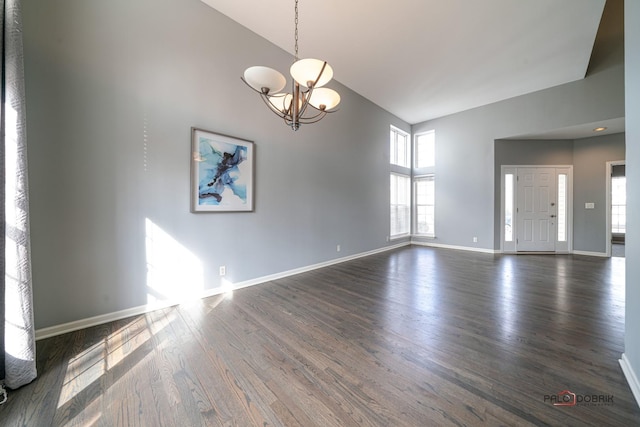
[219, 265, 226, 276]
[473, 237, 478, 243]
[337, 244, 341, 252]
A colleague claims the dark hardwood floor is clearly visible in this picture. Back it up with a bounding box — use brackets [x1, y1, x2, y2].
[2, 246, 639, 426]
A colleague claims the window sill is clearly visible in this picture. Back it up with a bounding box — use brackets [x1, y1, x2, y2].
[389, 234, 410, 241]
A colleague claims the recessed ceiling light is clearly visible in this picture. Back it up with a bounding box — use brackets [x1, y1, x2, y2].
[593, 127, 607, 132]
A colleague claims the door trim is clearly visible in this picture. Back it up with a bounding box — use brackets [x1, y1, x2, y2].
[500, 165, 573, 253]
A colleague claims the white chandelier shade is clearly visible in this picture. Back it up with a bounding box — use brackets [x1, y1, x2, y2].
[308, 87, 341, 111]
[243, 66, 287, 94]
[290, 58, 333, 88]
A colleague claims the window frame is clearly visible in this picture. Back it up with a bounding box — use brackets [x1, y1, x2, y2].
[389, 126, 411, 239]
[390, 172, 411, 238]
[412, 130, 436, 237]
[390, 125, 410, 168]
[413, 174, 435, 237]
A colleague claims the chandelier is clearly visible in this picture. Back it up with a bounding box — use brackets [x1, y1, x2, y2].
[241, 0, 340, 131]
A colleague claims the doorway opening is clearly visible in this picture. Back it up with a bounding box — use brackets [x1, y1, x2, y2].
[607, 161, 625, 258]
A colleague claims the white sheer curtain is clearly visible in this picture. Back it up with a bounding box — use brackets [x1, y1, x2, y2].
[1, 0, 37, 399]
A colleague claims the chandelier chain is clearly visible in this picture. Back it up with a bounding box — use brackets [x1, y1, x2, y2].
[294, 0, 299, 61]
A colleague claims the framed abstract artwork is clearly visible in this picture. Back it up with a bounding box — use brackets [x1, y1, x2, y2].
[191, 128, 254, 212]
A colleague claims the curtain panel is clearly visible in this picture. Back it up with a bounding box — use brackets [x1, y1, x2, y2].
[1, 0, 37, 395]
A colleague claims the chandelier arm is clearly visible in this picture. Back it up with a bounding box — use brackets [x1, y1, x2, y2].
[298, 105, 325, 120]
[295, 105, 327, 122]
[296, 112, 328, 125]
[296, 63, 332, 116]
[258, 93, 289, 120]
[298, 87, 312, 117]
[302, 107, 335, 118]
[310, 61, 328, 88]
[241, 77, 271, 95]
[242, 76, 289, 119]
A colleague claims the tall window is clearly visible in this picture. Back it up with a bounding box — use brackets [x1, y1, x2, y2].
[415, 130, 435, 168]
[504, 173, 514, 242]
[557, 174, 568, 242]
[390, 126, 410, 167]
[390, 126, 410, 237]
[612, 176, 626, 234]
[414, 176, 434, 235]
[390, 173, 411, 236]
[413, 131, 435, 236]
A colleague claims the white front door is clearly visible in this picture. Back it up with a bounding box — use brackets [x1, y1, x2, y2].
[516, 167, 557, 251]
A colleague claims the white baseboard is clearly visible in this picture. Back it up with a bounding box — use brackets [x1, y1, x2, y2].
[411, 239, 499, 254]
[34, 300, 181, 340]
[572, 250, 609, 257]
[620, 353, 640, 408]
[35, 241, 411, 340]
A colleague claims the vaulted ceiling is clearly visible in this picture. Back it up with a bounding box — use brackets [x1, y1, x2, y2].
[201, 0, 607, 127]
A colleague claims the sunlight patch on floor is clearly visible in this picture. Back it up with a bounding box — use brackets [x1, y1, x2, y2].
[57, 312, 174, 414]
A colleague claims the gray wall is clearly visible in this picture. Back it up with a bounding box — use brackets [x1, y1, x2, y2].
[493, 134, 625, 254]
[625, 0, 640, 401]
[412, 46, 624, 250]
[573, 133, 625, 252]
[495, 140, 575, 167]
[23, 0, 410, 329]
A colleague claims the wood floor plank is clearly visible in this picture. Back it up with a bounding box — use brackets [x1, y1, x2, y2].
[177, 300, 281, 427]
[1, 246, 639, 426]
[144, 308, 223, 427]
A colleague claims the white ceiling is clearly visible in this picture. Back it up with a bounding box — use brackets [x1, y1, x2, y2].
[201, 0, 606, 125]
[502, 117, 625, 140]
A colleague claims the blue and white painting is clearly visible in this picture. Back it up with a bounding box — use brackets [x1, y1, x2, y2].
[192, 129, 254, 212]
